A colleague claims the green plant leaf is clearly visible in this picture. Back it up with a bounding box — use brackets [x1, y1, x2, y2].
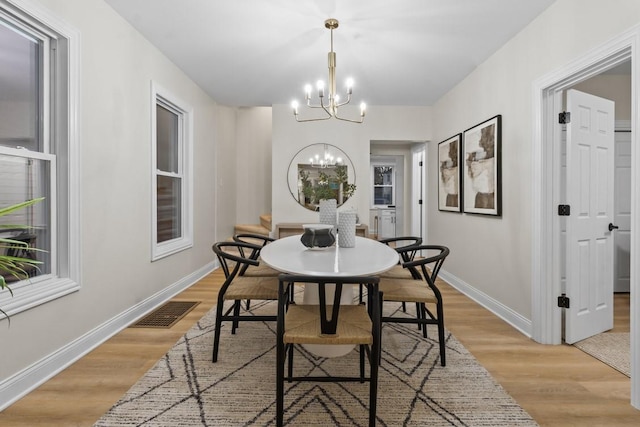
[0, 197, 44, 217]
[0, 197, 46, 323]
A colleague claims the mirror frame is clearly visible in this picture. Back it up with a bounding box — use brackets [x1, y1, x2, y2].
[287, 143, 356, 211]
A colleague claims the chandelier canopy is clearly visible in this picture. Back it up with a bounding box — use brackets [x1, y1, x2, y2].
[291, 19, 366, 124]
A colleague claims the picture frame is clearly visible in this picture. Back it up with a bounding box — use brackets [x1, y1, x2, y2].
[462, 115, 501, 216]
[437, 134, 462, 212]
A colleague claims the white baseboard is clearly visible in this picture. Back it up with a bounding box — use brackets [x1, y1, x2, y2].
[439, 269, 533, 338]
[0, 261, 217, 411]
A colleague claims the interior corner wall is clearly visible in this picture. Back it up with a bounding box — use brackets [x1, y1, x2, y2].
[271, 105, 432, 231]
[0, 0, 233, 392]
[235, 107, 272, 225]
[214, 105, 239, 241]
[430, 0, 640, 322]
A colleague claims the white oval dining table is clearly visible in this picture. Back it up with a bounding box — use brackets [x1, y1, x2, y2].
[260, 235, 399, 357]
[259, 235, 399, 277]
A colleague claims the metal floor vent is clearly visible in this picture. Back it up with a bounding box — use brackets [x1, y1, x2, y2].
[131, 301, 200, 329]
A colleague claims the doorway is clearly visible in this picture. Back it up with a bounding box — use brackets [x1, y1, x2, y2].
[558, 68, 632, 342]
[369, 140, 424, 240]
[531, 30, 639, 408]
[369, 155, 403, 239]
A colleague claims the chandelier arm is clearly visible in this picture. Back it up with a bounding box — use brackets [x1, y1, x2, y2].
[333, 114, 365, 124]
[293, 105, 332, 122]
[305, 103, 331, 109]
[335, 93, 352, 107]
[319, 96, 334, 118]
[294, 115, 332, 123]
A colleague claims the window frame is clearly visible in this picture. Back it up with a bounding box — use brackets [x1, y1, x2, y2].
[371, 163, 396, 207]
[150, 81, 193, 261]
[0, 0, 81, 317]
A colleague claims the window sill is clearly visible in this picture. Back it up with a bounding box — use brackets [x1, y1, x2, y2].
[151, 238, 193, 262]
[0, 277, 80, 319]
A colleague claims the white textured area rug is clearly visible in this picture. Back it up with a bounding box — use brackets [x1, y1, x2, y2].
[95, 300, 537, 426]
[574, 332, 630, 377]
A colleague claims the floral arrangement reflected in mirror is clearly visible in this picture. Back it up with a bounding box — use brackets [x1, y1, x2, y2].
[287, 144, 356, 211]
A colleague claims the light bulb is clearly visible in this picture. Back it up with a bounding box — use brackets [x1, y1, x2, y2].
[360, 102, 366, 116]
[291, 100, 299, 114]
[346, 78, 354, 94]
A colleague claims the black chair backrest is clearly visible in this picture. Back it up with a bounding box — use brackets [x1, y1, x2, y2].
[233, 233, 275, 258]
[232, 233, 276, 275]
[278, 274, 379, 335]
[402, 245, 450, 286]
[212, 241, 260, 279]
[379, 236, 422, 263]
[380, 236, 423, 279]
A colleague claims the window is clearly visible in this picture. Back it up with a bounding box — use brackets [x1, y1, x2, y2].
[151, 82, 193, 260]
[371, 165, 395, 207]
[0, 0, 80, 316]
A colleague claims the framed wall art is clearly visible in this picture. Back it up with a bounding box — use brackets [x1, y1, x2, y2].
[437, 134, 461, 212]
[462, 115, 501, 216]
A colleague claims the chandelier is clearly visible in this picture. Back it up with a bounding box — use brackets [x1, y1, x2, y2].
[309, 144, 343, 168]
[291, 18, 366, 124]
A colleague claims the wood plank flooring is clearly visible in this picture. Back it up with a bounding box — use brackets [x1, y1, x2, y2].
[0, 270, 637, 426]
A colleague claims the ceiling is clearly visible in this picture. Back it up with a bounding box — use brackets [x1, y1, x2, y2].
[104, 0, 557, 107]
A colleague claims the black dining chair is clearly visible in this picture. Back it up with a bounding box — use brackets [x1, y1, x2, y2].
[378, 236, 423, 280]
[379, 245, 450, 366]
[276, 274, 382, 427]
[359, 236, 422, 308]
[211, 241, 281, 363]
[232, 233, 280, 277]
[231, 233, 281, 314]
[375, 237, 423, 315]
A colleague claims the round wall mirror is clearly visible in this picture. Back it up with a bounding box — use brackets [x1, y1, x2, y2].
[287, 143, 357, 211]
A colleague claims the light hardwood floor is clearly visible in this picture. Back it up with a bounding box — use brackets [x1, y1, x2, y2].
[0, 270, 637, 426]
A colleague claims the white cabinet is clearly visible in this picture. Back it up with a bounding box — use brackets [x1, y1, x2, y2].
[378, 208, 396, 239]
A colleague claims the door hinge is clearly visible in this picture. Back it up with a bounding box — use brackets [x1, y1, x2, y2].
[557, 294, 570, 308]
[418, 199, 423, 205]
[558, 204, 570, 216]
[419, 161, 423, 167]
[559, 111, 571, 124]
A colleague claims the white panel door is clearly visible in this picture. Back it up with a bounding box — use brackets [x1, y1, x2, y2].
[614, 130, 632, 292]
[565, 89, 615, 344]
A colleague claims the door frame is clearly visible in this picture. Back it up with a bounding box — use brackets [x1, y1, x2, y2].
[411, 144, 427, 244]
[614, 120, 632, 293]
[531, 26, 640, 408]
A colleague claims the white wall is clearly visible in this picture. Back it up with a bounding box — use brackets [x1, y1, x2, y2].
[235, 107, 272, 224]
[271, 105, 432, 229]
[0, 0, 234, 388]
[430, 0, 640, 321]
[214, 105, 238, 240]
